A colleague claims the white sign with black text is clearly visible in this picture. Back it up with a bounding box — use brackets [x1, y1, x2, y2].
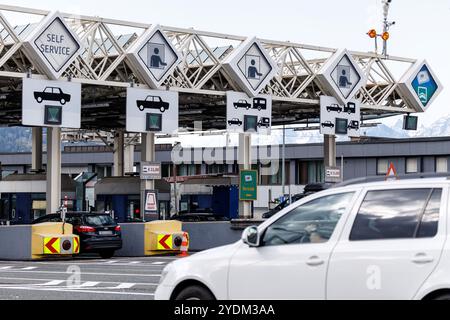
[22, 78, 81, 128]
[22, 12, 83, 80]
[320, 95, 360, 137]
[226, 91, 272, 135]
[126, 87, 178, 134]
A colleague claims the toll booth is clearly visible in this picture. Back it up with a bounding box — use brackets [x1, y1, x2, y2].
[178, 175, 240, 219]
[94, 176, 171, 223]
[0, 174, 76, 225]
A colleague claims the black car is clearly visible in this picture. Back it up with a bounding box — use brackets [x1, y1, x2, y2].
[34, 87, 71, 105]
[321, 121, 335, 128]
[136, 95, 169, 112]
[348, 120, 360, 130]
[171, 209, 230, 222]
[344, 102, 356, 114]
[233, 99, 251, 110]
[32, 212, 122, 258]
[326, 104, 342, 113]
[258, 117, 270, 128]
[262, 183, 332, 219]
[228, 118, 243, 126]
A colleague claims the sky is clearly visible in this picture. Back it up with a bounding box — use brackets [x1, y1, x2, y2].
[1, 0, 449, 127]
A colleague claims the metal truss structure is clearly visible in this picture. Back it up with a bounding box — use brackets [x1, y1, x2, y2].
[0, 4, 419, 132]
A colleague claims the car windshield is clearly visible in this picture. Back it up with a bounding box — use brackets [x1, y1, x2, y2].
[84, 215, 115, 226]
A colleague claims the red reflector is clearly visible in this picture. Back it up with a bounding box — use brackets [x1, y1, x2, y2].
[114, 225, 121, 232]
[75, 226, 96, 233]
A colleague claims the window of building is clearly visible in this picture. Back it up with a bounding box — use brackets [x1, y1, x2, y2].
[350, 188, 441, 241]
[260, 161, 290, 186]
[206, 164, 228, 174]
[298, 161, 324, 185]
[377, 159, 389, 175]
[406, 158, 419, 174]
[436, 157, 448, 173]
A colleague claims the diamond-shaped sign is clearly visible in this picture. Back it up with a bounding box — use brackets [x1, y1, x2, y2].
[223, 37, 278, 97]
[126, 25, 181, 89]
[398, 60, 443, 112]
[317, 49, 366, 105]
[22, 12, 83, 80]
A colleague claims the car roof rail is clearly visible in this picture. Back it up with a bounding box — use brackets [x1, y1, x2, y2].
[335, 172, 450, 188]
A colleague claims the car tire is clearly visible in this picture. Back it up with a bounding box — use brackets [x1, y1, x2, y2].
[99, 250, 115, 259]
[139, 105, 144, 111]
[60, 99, 66, 105]
[37, 97, 43, 103]
[174, 285, 215, 301]
[160, 107, 165, 113]
[433, 294, 450, 300]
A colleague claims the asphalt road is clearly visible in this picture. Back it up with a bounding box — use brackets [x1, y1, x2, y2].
[0, 255, 180, 300]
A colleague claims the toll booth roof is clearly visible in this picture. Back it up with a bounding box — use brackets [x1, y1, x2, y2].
[94, 176, 170, 196]
[2, 174, 76, 192]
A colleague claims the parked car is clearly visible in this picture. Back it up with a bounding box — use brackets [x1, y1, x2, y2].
[326, 104, 342, 113]
[170, 212, 230, 222]
[233, 99, 251, 110]
[32, 212, 122, 258]
[262, 183, 331, 219]
[156, 178, 450, 300]
[228, 118, 243, 126]
[321, 121, 335, 128]
[253, 98, 267, 111]
[34, 87, 71, 105]
[136, 95, 169, 112]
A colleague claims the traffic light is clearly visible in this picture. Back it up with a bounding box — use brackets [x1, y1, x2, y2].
[367, 29, 377, 39]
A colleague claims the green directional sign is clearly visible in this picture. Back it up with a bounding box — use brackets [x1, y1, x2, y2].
[239, 170, 258, 201]
[44, 105, 62, 125]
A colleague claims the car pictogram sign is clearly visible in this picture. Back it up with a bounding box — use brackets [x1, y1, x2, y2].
[126, 25, 181, 88]
[223, 37, 278, 97]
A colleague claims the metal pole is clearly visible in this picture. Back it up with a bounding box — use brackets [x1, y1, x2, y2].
[113, 130, 124, 177]
[238, 133, 252, 219]
[173, 162, 178, 215]
[141, 133, 155, 221]
[32, 127, 43, 171]
[46, 127, 61, 214]
[341, 154, 344, 182]
[282, 124, 286, 199]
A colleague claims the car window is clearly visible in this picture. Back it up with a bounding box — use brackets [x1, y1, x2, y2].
[44, 87, 51, 93]
[350, 188, 442, 241]
[84, 215, 115, 226]
[262, 192, 355, 247]
[66, 216, 82, 226]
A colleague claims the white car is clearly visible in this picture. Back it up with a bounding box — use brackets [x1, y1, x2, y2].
[156, 178, 450, 300]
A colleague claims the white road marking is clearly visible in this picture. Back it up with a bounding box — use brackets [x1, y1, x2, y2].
[0, 285, 154, 296]
[104, 261, 118, 264]
[77, 281, 100, 288]
[128, 261, 141, 264]
[0, 266, 13, 270]
[21, 267, 37, 270]
[114, 283, 135, 289]
[0, 269, 162, 277]
[0, 276, 158, 286]
[151, 262, 165, 265]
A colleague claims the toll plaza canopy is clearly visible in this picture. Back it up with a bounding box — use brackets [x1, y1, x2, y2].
[0, 5, 432, 132]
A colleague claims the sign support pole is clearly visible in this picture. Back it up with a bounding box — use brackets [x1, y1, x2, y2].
[46, 127, 61, 214]
[32, 127, 43, 171]
[113, 130, 125, 177]
[141, 132, 156, 221]
[238, 133, 252, 219]
[324, 134, 337, 168]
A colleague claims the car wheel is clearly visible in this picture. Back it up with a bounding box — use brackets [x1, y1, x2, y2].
[37, 97, 43, 103]
[160, 107, 165, 113]
[174, 285, 215, 301]
[60, 99, 66, 105]
[99, 250, 115, 259]
[258, 107, 261, 111]
[139, 105, 144, 111]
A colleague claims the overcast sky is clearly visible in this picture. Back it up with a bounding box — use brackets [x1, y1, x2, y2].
[2, 0, 449, 126]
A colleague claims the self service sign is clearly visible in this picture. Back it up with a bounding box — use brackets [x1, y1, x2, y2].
[22, 12, 83, 80]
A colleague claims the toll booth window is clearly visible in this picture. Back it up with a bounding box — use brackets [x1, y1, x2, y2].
[436, 157, 448, 173]
[377, 159, 389, 175]
[350, 188, 442, 241]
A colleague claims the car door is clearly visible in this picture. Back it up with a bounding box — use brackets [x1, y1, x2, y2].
[327, 185, 447, 300]
[228, 191, 358, 300]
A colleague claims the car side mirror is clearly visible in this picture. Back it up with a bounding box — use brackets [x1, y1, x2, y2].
[242, 226, 260, 247]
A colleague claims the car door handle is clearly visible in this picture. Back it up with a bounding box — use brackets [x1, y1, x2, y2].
[412, 253, 434, 264]
[306, 256, 324, 267]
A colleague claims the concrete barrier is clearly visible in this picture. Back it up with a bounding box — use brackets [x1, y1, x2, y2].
[182, 222, 242, 251]
[0, 225, 32, 260]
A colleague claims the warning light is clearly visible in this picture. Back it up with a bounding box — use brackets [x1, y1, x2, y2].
[174, 236, 182, 247]
[135, 209, 140, 215]
[367, 29, 377, 38]
[382, 32, 390, 41]
[62, 240, 72, 251]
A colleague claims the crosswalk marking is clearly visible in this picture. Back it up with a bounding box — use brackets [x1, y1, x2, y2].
[114, 283, 135, 289]
[0, 266, 13, 270]
[78, 281, 100, 288]
[104, 260, 118, 264]
[128, 261, 141, 264]
[151, 262, 165, 265]
[36, 280, 65, 286]
[21, 267, 37, 270]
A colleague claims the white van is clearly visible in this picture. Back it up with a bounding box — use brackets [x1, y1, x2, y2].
[156, 178, 450, 300]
